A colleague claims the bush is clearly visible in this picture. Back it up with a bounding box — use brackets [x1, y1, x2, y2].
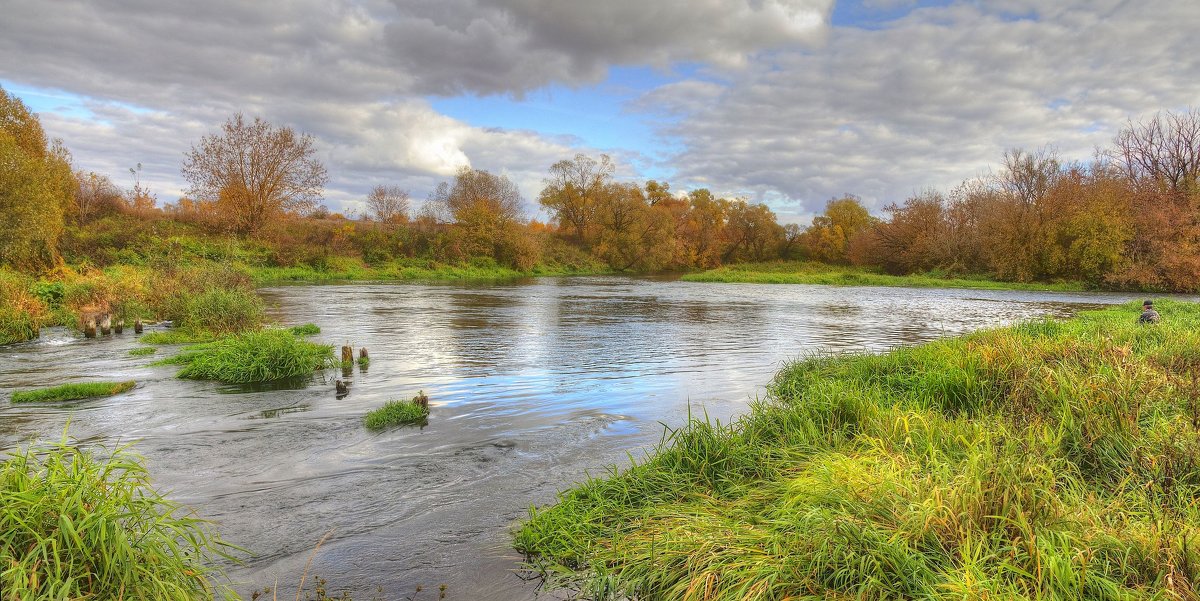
[0, 269, 47, 344]
[0, 437, 238, 599]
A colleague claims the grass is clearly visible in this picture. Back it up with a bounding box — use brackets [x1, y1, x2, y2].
[10, 381, 136, 403]
[682, 260, 1085, 291]
[364, 392, 430, 430]
[290, 323, 321, 336]
[0, 435, 239, 599]
[165, 328, 337, 383]
[0, 269, 47, 345]
[129, 346, 157, 356]
[140, 330, 217, 345]
[248, 258, 604, 285]
[515, 300, 1200, 600]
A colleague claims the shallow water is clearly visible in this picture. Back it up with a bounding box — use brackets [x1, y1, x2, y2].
[0, 277, 1162, 598]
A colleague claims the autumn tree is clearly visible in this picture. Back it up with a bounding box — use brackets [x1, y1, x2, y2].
[723, 200, 784, 262]
[366, 184, 410, 224]
[591, 183, 676, 270]
[0, 86, 73, 270]
[181, 114, 327, 236]
[74, 170, 125, 224]
[431, 167, 536, 268]
[539, 153, 615, 244]
[802, 195, 875, 264]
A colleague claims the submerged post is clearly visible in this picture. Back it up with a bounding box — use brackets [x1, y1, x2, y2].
[341, 345, 353, 365]
[99, 314, 112, 336]
[84, 315, 97, 339]
[134, 319, 143, 334]
[114, 319, 124, 334]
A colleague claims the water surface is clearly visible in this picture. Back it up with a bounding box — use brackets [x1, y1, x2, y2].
[0, 277, 1155, 598]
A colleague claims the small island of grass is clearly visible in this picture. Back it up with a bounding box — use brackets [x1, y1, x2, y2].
[128, 346, 157, 356]
[364, 392, 430, 430]
[163, 329, 336, 384]
[11, 381, 136, 404]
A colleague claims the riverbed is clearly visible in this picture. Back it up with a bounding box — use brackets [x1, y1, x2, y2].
[0, 277, 1155, 599]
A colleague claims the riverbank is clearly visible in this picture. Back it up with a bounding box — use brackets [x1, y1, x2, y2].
[515, 300, 1200, 599]
[682, 260, 1085, 291]
[246, 259, 608, 285]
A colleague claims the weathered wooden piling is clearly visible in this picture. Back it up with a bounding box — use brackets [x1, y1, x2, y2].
[134, 319, 143, 334]
[359, 348, 369, 361]
[335, 379, 349, 396]
[84, 316, 97, 339]
[99, 314, 112, 336]
[341, 345, 354, 365]
[114, 319, 124, 334]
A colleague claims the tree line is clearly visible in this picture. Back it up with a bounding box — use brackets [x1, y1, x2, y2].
[4, 83, 1200, 291]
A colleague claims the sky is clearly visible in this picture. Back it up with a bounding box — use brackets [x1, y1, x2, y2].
[2, 0, 1198, 224]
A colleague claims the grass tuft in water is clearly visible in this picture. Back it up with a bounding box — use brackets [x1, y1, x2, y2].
[0, 436, 240, 599]
[515, 299, 1200, 600]
[128, 346, 157, 356]
[169, 328, 336, 384]
[140, 329, 216, 345]
[364, 392, 430, 430]
[290, 323, 322, 336]
[10, 381, 136, 403]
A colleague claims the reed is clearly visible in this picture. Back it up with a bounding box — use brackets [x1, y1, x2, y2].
[0, 436, 239, 600]
[10, 381, 136, 403]
[515, 300, 1200, 600]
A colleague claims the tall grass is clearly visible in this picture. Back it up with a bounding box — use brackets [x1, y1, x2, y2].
[0, 437, 239, 600]
[515, 300, 1200, 600]
[0, 269, 47, 344]
[363, 393, 430, 430]
[11, 381, 136, 403]
[682, 260, 1085, 291]
[168, 329, 337, 383]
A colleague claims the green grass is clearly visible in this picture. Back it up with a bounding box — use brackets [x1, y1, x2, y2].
[10, 381, 136, 403]
[167, 328, 337, 383]
[140, 330, 216, 345]
[248, 258, 605, 285]
[682, 260, 1085, 291]
[0, 436, 239, 599]
[128, 346, 157, 356]
[289, 322, 321, 336]
[364, 393, 430, 430]
[515, 300, 1200, 600]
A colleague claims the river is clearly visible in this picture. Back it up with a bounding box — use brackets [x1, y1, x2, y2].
[0, 277, 1154, 599]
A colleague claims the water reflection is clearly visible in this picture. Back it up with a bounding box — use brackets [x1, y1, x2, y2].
[0, 277, 1165, 599]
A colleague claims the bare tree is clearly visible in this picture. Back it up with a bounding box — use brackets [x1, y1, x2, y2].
[365, 184, 410, 224]
[181, 114, 328, 235]
[1107, 109, 1200, 198]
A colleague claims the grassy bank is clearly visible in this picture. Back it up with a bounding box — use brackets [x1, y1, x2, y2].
[516, 300, 1200, 599]
[0, 437, 238, 599]
[682, 260, 1085, 291]
[247, 258, 606, 285]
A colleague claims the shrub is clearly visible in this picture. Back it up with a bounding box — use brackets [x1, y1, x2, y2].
[0, 437, 238, 599]
[0, 269, 47, 344]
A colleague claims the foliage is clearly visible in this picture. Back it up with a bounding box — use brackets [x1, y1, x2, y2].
[181, 113, 328, 235]
[169, 328, 336, 383]
[10, 381, 136, 403]
[0, 268, 47, 344]
[363, 393, 431, 430]
[516, 301, 1200, 599]
[365, 184, 410, 224]
[129, 346, 157, 356]
[0, 437, 238, 600]
[0, 85, 73, 271]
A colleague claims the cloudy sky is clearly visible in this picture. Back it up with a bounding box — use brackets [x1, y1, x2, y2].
[2, 0, 1197, 223]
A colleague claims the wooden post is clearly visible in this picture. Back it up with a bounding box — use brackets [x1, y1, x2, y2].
[99, 314, 112, 336]
[84, 315, 97, 339]
[114, 319, 124, 334]
[341, 345, 354, 365]
[134, 319, 143, 334]
[359, 348, 369, 361]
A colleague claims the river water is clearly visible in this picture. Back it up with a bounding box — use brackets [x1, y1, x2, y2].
[0, 277, 1155, 599]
